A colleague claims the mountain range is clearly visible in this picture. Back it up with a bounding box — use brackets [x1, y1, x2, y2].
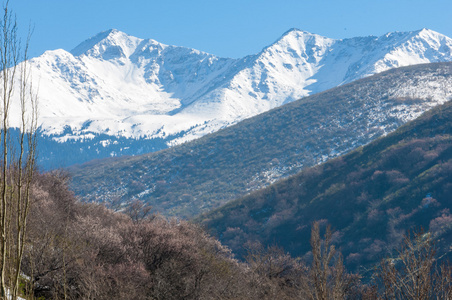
[69, 62, 452, 217]
[15, 28, 452, 168]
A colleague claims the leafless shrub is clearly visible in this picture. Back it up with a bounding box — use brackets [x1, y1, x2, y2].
[376, 229, 452, 299]
[245, 242, 303, 299]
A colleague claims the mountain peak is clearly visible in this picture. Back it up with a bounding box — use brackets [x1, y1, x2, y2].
[279, 28, 328, 40]
[71, 29, 142, 58]
[412, 28, 448, 40]
[259, 28, 334, 61]
[400, 28, 452, 57]
[71, 29, 116, 56]
[263, 28, 333, 51]
[282, 27, 303, 35]
[417, 28, 437, 35]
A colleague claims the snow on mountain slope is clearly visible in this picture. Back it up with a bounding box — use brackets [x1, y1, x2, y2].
[171, 28, 452, 143]
[29, 29, 237, 141]
[13, 28, 452, 167]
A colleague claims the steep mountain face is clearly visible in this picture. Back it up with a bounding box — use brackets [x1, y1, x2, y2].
[69, 63, 452, 218]
[198, 99, 452, 270]
[19, 28, 452, 168]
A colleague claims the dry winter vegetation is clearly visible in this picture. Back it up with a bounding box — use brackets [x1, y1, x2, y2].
[10, 173, 451, 299]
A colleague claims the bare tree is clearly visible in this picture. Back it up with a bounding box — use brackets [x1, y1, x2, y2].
[245, 242, 303, 299]
[377, 229, 452, 300]
[302, 221, 360, 300]
[0, 1, 37, 299]
[432, 262, 452, 299]
[309, 222, 335, 300]
[124, 199, 153, 224]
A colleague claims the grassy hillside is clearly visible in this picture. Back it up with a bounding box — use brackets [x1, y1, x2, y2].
[70, 62, 452, 218]
[198, 99, 452, 271]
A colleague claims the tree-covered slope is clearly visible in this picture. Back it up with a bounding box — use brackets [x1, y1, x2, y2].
[70, 63, 452, 218]
[198, 99, 452, 271]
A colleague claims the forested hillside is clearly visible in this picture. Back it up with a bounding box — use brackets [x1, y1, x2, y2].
[199, 99, 452, 272]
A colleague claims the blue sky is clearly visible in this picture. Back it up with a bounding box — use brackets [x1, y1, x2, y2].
[10, 0, 452, 59]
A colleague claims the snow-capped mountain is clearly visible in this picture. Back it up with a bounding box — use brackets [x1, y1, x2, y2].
[17, 28, 452, 168]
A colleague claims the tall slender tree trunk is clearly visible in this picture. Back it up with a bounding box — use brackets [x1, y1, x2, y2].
[0, 3, 13, 296]
[0, 2, 37, 299]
